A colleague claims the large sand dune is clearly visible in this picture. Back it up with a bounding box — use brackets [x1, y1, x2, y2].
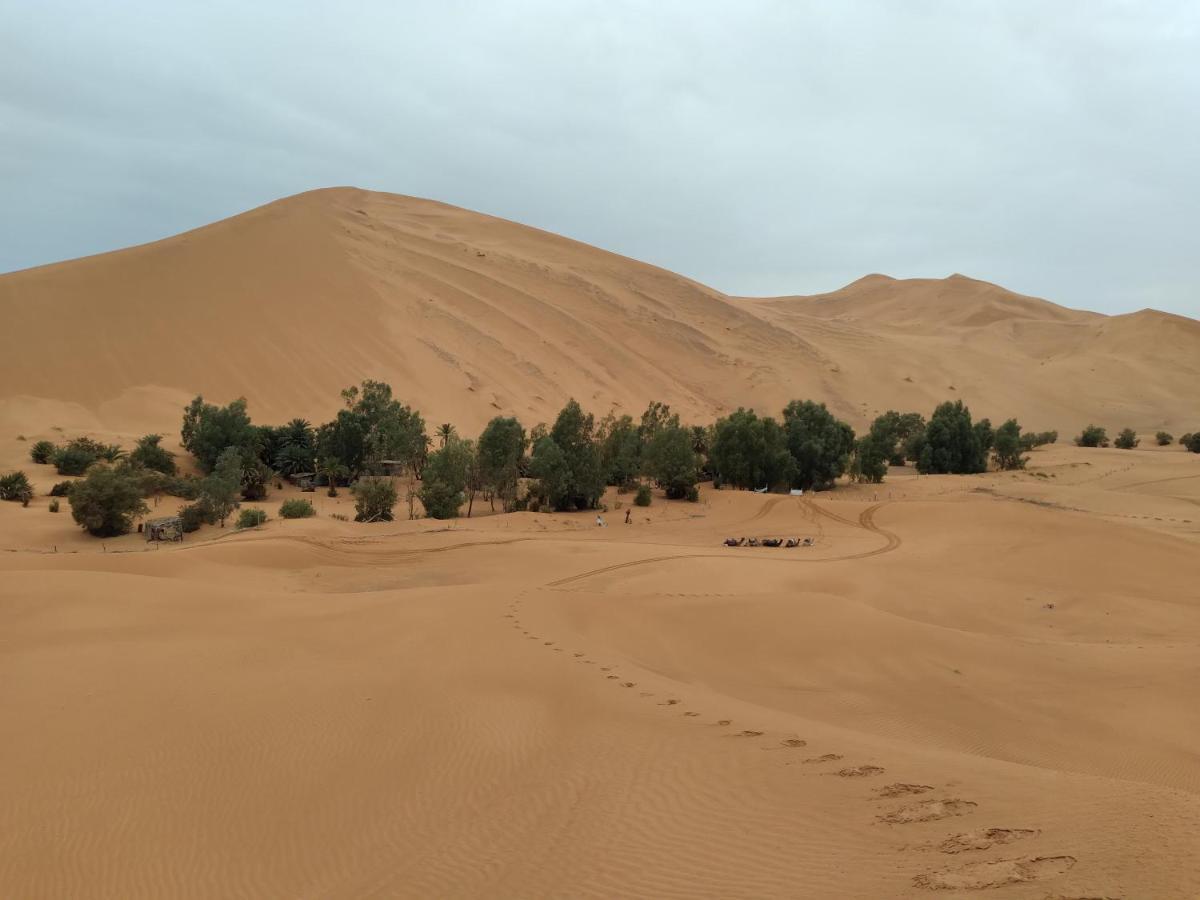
[2, 187, 1196, 436]
[2, 190, 1199, 897]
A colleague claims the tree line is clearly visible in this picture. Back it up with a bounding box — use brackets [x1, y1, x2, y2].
[10, 380, 1198, 537]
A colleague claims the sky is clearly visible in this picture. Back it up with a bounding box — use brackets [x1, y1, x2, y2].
[2, 0, 1197, 317]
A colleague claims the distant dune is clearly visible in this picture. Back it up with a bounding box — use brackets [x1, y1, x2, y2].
[1, 186, 1197, 436]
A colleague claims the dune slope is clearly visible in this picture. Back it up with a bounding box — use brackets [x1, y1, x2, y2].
[1, 187, 1197, 435]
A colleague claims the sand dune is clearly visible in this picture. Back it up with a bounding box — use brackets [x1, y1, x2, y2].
[2, 187, 1196, 436]
[2, 445, 1198, 897]
[2, 191, 1199, 897]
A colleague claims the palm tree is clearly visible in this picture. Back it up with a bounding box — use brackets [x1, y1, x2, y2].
[436, 423, 456, 448]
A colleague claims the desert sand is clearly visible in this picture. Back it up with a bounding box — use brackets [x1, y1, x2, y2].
[1, 191, 1199, 898]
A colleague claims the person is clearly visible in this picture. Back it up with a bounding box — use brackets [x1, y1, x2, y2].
[625, 508, 632, 524]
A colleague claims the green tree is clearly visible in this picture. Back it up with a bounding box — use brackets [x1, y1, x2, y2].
[478, 416, 527, 510]
[973, 418, 994, 454]
[1186, 433, 1200, 454]
[67, 464, 149, 536]
[709, 408, 795, 490]
[1155, 431, 1173, 446]
[643, 422, 699, 499]
[181, 396, 258, 473]
[129, 434, 177, 475]
[916, 400, 988, 474]
[782, 400, 856, 490]
[598, 414, 642, 488]
[274, 442, 315, 477]
[436, 423, 456, 448]
[1075, 425, 1109, 448]
[1114, 428, 1139, 450]
[419, 439, 473, 519]
[197, 447, 243, 527]
[992, 418, 1027, 470]
[529, 436, 570, 510]
[534, 399, 604, 510]
[332, 381, 427, 476]
[52, 437, 108, 475]
[850, 433, 889, 484]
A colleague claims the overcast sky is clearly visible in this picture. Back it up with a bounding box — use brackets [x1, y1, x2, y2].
[2, 1, 1197, 317]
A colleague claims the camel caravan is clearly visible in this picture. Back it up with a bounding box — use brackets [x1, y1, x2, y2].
[723, 537, 814, 548]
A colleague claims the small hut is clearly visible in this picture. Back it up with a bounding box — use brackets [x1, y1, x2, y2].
[288, 472, 317, 492]
[145, 515, 183, 543]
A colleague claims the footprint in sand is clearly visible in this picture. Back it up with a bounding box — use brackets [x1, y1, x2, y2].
[802, 753, 844, 764]
[659, 698, 680, 706]
[621, 682, 636, 688]
[715, 719, 733, 727]
[876, 783, 933, 799]
[732, 730, 764, 738]
[573, 652, 585, 657]
[913, 855, 1075, 891]
[683, 711, 700, 717]
[878, 798, 977, 824]
[939, 828, 1039, 854]
[836, 765, 885, 778]
[779, 738, 807, 748]
[600, 666, 613, 672]
[544, 641, 554, 646]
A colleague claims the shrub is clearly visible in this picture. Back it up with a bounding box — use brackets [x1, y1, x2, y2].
[1186, 433, 1200, 454]
[49, 480, 74, 497]
[67, 463, 149, 536]
[129, 434, 177, 475]
[992, 419, 1027, 471]
[684, 484, 700, 502]
[30, 440, 57, 464]
[352, 477, 398, 522]
[165, 475, 201, 499]
[419, 440, 474, 519]
[1114, 428, 1139, 450]
[634, 484, 652, 506]
[48, 499, 59, 513]
[0, 471, 35, 506]
[235, 508, 268, 529]
[1075, 425, 1109, 448]
[178, 503, 208, 533]
[1180, 433, 1193, 446]
[1156, 432, 1173, 446]
[279, 498, 316, 519]
[53, 438, 102, 475]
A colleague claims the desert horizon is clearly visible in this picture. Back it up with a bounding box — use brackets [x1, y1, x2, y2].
[4, 4, 1200, 898]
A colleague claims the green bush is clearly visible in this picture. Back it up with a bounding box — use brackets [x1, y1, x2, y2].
[1186, 433, 1200, 454]
[1075, 425, 1109, 448]
[178, 503, 208, 533]
[235, 508, 268, 529]
[0, 471, 35, 506]
[992, 419, 1027, 471]
[53, 441, 100, 475]
[352, 477, 398, 522]
[1156, 432, 1173, 446]
[129, 434, 177, 475]
[1114, 428, 1139, 450]
[279, 498, 316, 519]
[1180, 433, 1193, 446]
[48, 499, 60, 513]
[684, 484, 700, 502]
[634, 484, 652, 506]
[165, 475, 201, 499]
[67, 464, 148, 536]
[49, 480, 74, 497]
[30, 440, 57, 464]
